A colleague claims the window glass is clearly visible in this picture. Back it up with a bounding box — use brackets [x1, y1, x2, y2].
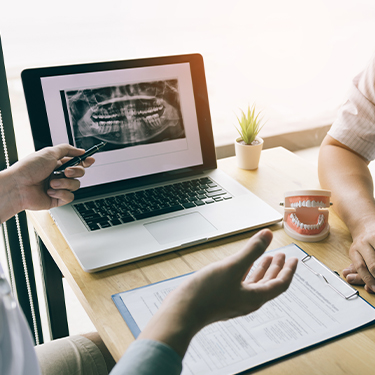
[1, 0, 374, 150]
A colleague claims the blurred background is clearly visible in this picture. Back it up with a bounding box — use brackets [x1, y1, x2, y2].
[1, 0, 375, 157]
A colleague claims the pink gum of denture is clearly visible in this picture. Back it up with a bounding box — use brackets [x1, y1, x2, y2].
[282, 189, 331, 242]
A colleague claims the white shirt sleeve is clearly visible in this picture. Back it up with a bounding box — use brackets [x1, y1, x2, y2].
[328, 54, 375, 161]
[110, 339, 183, 375]
[0, 263, 41, 375]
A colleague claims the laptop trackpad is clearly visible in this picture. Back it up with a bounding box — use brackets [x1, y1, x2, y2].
[144, 212, 217, 245]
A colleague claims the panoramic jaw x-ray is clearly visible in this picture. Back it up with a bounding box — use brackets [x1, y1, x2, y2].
[64, 79, 185, 150]
[282, 189, 331, 242]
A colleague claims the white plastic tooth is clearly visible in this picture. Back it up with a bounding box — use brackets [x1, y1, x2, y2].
[289, 211, 327, 231]
[302, 201, 306, 207]
[306, 200, 311, 207]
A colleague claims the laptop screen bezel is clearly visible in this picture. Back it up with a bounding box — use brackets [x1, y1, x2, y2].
[21, 53, 217, 199]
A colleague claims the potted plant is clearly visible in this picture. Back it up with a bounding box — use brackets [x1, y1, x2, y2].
[234, 104, 265, 170]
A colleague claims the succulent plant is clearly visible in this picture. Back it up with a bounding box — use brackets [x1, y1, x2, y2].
[235, 104, 264, 145]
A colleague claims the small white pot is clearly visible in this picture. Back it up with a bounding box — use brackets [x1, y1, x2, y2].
[235, 136, 264, 170]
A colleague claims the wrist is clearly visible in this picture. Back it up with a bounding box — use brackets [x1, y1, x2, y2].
[348, 210, 375, 240]
[0, 168, 23, 223]
[138, 293, 203, 358]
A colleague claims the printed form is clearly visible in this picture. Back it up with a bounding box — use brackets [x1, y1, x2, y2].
[114, 244, 375, 375]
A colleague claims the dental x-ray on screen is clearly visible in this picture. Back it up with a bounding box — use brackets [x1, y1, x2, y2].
[62, 79, 186, 151]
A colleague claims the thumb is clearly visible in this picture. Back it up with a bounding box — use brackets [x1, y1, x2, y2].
[230, 229, 273, 276]
[50, 144, 85, 160]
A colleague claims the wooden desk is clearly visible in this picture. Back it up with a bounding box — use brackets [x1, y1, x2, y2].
[28, 147, 375, 374]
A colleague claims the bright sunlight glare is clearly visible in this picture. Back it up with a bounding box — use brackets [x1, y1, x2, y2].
[0, 0, 375, 146]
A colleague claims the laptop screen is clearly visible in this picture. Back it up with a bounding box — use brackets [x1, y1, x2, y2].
[22, 54, 216, 196]
[40, 62, 203, 188]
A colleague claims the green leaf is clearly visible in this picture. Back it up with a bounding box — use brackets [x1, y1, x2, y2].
[235, 104, 265, 145]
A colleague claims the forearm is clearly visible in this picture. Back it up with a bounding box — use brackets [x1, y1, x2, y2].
[0, 168, 22, 223]
[318, 136, 375, 236]
[137, 289, 201, 359]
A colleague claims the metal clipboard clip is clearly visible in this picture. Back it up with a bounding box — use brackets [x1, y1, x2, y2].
[301, 255, 359, 300]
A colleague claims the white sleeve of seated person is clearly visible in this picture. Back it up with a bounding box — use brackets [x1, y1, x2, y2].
[328, 54, 375, 161]
[0, 262, 41, 375]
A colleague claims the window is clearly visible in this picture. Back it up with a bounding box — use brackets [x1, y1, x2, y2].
[1, 0, 375, 155]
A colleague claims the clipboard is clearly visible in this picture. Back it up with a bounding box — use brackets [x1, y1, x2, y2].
[301, 254, 359, 300]
[112, 244, 375, 375]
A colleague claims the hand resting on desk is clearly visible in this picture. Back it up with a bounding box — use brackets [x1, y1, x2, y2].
[138, 229, 299, 359]
[319, 135, 375, 293]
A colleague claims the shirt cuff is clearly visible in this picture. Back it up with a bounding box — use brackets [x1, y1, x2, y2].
[110, 339, 183, 375]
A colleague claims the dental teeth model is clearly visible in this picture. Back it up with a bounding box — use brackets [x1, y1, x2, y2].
[282, 189, 331, 242]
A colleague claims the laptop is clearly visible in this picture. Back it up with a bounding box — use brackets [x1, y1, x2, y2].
[21, 53, 282, 272]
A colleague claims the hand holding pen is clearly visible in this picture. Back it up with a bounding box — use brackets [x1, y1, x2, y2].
[53, 141, 107, 175]
[1, 144, 99, 216]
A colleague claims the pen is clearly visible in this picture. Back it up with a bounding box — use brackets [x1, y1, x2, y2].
[53, 141, 107, 175]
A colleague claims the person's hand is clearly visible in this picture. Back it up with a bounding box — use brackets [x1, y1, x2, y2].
[342, 220, 375, 293]
[9, 144, 94, 212]
[138, 229, 298, 358]
[318, 136, 375, 293]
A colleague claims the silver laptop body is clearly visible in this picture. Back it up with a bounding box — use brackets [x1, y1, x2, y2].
[22, 53, 281, 272]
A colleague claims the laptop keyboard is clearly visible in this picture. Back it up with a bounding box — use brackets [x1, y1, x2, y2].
[73, 177, 232, 231]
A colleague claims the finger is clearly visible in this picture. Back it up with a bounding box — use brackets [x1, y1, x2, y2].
[47, 189, 75, 206]
[246, 255, 273, 283]
[351, 249, 375, 292]
[82, 156, 95, 168]
[231, 229, 273, 277]
[259, 253, 286, 282]
[63, 166, 86, 178]
[49, 178, 81, 192]
[51, 144, 85, 160]
[364, 284, 375, 294]
[249, 257, 298, 301]
[345, 272, 365, 285]
[342, 264, 356, 278]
